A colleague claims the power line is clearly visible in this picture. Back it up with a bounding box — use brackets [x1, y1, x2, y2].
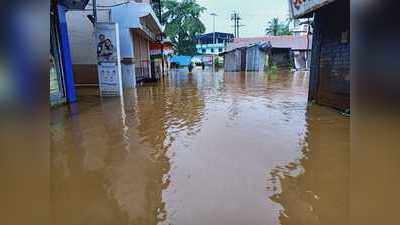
[231, 12, 245, 38]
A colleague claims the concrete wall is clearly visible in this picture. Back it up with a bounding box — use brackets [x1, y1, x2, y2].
[66, 0, 154, 85]
[196, 43, 226, 55]
[309, 0, 350, 110]
[66, 10, 100, 84]
[66, 0, 125, 85]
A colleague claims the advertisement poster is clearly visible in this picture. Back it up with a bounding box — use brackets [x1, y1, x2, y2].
[95, 23, 123, 96]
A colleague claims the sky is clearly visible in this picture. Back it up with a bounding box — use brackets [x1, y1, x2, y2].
[196, 0, 290, 38]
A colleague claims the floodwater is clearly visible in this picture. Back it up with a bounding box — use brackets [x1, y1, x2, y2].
[51, 68, 349, 225]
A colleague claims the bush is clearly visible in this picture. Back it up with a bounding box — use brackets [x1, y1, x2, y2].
[268, 64, 278, 75]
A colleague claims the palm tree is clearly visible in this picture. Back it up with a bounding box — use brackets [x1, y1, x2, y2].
[265, 18, 292, 36]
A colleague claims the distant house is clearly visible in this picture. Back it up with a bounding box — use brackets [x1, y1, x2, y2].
[195, 32, 234, 55]
[220, 47, 247, 72]
[245, 42, 271, 72]
[289, 0, 349, 110]
[223, 35, 311, 71]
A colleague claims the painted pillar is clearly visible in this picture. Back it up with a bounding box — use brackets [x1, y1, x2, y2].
[57, 5, 77, 103]
[147, 39, 152, 79]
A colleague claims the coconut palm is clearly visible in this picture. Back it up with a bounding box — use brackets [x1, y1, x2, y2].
[265, 18, 292, 36]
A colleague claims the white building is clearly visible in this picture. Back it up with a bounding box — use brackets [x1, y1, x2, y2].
[66, 0, 163, 87]
[195, 32, 234, 55]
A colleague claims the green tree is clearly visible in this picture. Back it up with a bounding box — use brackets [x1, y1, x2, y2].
[161, 0, 206, 55]
[265, 18, 292, 36]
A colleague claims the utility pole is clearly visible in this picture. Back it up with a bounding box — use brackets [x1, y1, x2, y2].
[231, 12, 237, 37]
[231, 12, 244, 38]
[210, 13, 218, 71]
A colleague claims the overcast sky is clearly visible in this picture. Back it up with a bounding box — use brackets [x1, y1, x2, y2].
[196, 0, 290, 37]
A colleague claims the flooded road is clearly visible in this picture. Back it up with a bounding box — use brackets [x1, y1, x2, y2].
[51, 68, 349, 225]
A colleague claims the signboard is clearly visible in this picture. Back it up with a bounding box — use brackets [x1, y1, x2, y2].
[96, 23, 123, 97]
[289, 0, 336, 18]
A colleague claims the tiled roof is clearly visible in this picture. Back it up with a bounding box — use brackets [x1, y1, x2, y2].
[226, 35, 312, 51]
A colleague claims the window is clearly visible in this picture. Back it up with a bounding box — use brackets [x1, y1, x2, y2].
[219, 48, 223, 53]
[211, 48, 214, 53]
[202, 48, 206, 54]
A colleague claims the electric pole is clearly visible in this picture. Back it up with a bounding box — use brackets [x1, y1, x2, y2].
[210, 13, 218, 71]
[231, 12, 244, 38]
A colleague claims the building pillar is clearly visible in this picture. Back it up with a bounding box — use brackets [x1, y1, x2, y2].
[57, 5, 77, 103]
[147, 39, 152, 79]
[308, 12, 322, 103]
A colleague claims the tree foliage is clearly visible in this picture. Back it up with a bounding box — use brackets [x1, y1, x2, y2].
[161, 0, 206, 56]
[265, 18, 292, 36]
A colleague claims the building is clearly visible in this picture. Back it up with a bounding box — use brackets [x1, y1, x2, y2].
[150, 38, 174, 78]
[223, 35, 311, 71]
[111, 1, 163, 83]
[50, 0, 90, 106]
[290, 18, 312, 36]
[66, 0, 163, 87]
[221, 47, 247, 72]
[289, 0, 350, 110]
[245, 43, 270, 72]
[195, 32, 234, 55]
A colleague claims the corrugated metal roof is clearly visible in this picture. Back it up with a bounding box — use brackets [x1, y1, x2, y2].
[226, 35, 312, 51]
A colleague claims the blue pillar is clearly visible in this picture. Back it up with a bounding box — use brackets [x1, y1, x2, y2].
[57, 5, 77, 103]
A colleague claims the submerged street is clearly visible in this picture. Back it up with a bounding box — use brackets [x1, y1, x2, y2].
[51, 69, 349, 225]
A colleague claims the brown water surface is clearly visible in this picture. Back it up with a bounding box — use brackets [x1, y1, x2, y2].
[51, 68, 349, 225]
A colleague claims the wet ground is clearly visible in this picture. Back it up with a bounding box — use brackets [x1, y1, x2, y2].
[51, 68, 349, 225]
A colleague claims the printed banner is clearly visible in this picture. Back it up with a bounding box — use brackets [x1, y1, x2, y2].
[96, 23, 123, 96]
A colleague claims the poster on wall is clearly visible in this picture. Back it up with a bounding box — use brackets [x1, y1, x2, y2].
[289, 0, 336, 18]
[95, 23, 123, 97]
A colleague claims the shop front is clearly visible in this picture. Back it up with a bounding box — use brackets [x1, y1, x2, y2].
[50, 0, 89, 106]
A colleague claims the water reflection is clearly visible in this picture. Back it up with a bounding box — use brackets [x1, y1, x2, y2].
[267, 105, 350, 225]
[50, 69, 349, 225]
[51, 72, 206, 225]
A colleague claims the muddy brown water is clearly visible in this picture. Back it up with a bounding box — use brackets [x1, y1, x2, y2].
[51, 68, 349, 225]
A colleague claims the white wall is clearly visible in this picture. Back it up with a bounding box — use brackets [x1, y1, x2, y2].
[66, 0, 128, 65]
[66, 10, 98, 65]
[67, 1, 156, 63]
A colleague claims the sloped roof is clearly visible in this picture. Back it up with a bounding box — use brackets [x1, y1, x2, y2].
[111, 2, 163, 34]
[226, 35, 312, 51]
